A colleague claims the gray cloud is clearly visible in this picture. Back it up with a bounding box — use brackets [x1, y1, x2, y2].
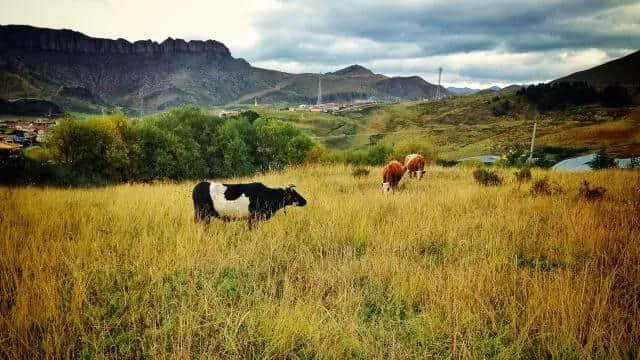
[3, 0, 639, 87]
[237, 0, 640, 86]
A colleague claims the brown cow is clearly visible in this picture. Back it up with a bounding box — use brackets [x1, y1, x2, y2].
[382, 160, 405, 192]
[404, 154, 427, 179]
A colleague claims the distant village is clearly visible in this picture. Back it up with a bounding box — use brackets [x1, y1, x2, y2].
[0, 116, 58, 150]
[289, 99, 378, 113]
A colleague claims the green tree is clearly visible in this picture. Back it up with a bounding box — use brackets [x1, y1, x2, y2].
[589, 149, 617, 170]
[253, 118, 314, 170]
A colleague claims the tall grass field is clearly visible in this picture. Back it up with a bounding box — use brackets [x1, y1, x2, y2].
[1, 165, 639, 359]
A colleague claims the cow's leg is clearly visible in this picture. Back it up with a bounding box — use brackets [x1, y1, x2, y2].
[248, 216, 258, 230]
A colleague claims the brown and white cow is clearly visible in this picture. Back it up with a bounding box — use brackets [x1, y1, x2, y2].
[382, 160, 405, 192]
[404, 154, 427, 179]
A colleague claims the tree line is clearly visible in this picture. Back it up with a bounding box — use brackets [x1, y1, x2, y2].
[1, 107, 315, 185]
[517, 82, 634, 111]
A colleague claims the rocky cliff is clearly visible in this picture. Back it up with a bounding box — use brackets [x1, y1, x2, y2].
[0, 25, 447, 113]
[0, 25, 230, 56]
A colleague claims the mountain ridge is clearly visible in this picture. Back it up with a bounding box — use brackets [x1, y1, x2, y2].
[0, 25, 447, 113]
[553, 50, 640, 87]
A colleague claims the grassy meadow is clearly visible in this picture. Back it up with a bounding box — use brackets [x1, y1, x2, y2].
[1, 165, 640, 359]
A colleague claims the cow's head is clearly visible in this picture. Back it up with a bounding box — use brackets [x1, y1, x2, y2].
[284, 184, 307, 206]
[382, 182, 392, 193]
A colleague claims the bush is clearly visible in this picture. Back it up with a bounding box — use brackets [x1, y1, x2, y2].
[473, 168, 502, 186]
[578, 180, 606, 200]
[589, 149, 617, 170]
[491, 100, 512, 116]
[514, 167, 532, 182]
[436, 159, 458, 167]
[389, 139, 437, 164]
[345, 144, 392, 166]
[530, 178, 563, 196]
[351, 167, 370, 177]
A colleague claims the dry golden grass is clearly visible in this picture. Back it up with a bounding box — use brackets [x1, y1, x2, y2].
[538, 120, 640, 156]
[1, 165, 639, 359]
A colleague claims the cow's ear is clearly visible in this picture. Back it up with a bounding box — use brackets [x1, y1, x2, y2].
[287, 184, 296, 189]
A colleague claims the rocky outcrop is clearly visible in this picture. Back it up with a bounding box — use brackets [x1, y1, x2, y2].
[0, 25, 230, 56]
[0, 25, 447, 111]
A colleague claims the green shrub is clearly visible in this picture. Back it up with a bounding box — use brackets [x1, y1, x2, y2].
[345, 143, 392, 166]
[473, 168, 502, 186]
[589, 149, 617, 170]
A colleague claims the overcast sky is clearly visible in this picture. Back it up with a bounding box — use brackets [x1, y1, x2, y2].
[2, 0, 639, 87]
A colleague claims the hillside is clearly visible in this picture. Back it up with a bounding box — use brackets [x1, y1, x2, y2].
[0, 25, 447, 113]
[259, 89, 640, 158]
[553, 50, 640, 87]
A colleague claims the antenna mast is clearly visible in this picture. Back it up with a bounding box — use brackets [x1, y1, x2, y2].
[317, 73, 322, 105]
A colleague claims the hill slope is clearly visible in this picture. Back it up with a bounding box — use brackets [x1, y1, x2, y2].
[0, 25, 447, 112]
[553, 50, 640, 87]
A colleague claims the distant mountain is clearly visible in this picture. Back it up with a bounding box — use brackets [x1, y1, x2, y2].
[0, 25, 448, 113]
[329, 65, 376, 77]
[501, 85, 523, 92]
[448, 85, 502, 95]
[375, 76, 446, 100]
[553, 50, 640, 87]
[447, 87, 480, 95]
[475, 86, 502, 95]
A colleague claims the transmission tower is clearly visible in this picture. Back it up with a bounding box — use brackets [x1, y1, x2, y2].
[317, 73, 322, 105]
[139, 88, 144, 118]
[435, 67, 443, 100]
[254, 97, 258, 106]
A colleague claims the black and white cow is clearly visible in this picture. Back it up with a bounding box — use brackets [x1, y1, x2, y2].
[192, 182, 307, 228]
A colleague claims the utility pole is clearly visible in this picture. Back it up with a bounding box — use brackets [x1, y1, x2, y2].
[528, 119, 537, 163]
[254, 97, 258, 106]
